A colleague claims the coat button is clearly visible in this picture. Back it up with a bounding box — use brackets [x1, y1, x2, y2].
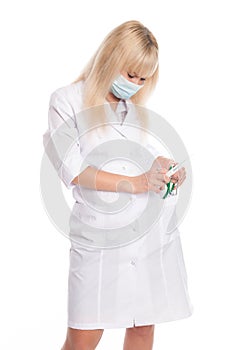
[122, 166, 126, 170]
[130, 260, 136, 266]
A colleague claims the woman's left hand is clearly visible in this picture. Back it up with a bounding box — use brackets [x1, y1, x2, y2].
[156, 156, 187, 188]
[170, 167, 186, 188]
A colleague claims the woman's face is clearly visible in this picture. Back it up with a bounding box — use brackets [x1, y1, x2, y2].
[120, 70, 146, 86]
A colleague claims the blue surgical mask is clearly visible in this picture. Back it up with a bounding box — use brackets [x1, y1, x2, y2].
[110, 74, 144, 100]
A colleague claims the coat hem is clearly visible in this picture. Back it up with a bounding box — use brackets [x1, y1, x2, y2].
[67, 309, 193, 330]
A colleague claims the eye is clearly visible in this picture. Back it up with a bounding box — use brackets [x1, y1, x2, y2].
[127, 72, 146, 83]
[127, 73, 134, 79]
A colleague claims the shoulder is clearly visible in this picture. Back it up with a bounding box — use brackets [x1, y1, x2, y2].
[49, 80, 84, 113]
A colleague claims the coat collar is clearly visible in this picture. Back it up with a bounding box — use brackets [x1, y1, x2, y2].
[104, 99, 139, 134]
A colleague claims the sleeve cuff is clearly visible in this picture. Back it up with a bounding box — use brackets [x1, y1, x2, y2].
[58, 157, 91, 189]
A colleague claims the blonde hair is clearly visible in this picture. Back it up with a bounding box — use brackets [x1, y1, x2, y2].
[72, 20, 159, 135]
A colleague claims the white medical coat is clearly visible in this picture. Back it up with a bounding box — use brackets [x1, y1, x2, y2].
[43, 81, 194, 329]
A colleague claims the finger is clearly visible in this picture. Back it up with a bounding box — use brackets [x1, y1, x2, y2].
[156, 180, 167, 188]
[175, 174, 186, 188]
[170, 176, 179, 184]
[172, 166, 186, 178]
[159, 171, 170, 183]
[157, 157, 176, 170]
[179, 175, 186, 186]
[148, 184, 161, 193]
[148, 173, 168, 186]
[171, 167, 186, 184]
[163, 176, 170, 184]
[172, 175, 182, 187]
[150, 180, 167, 192]
[178, 167, 186, 177]
[152, 169, 170, 184]
[159, 183, 165, 190]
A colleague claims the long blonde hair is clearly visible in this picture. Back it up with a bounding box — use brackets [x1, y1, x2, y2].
[72, 20, 159, 135]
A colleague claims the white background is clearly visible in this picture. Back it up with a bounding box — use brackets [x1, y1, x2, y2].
[0, 0, 233, 349]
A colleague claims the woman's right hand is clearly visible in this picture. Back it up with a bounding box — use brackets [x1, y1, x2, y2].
[133, 164, 170, 194]
[144, 168, 170, 193]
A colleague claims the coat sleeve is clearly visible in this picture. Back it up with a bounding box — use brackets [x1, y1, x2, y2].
[43, 90, 90, 189]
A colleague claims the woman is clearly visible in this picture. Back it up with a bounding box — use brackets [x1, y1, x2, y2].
[43, 20, 193, 350]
